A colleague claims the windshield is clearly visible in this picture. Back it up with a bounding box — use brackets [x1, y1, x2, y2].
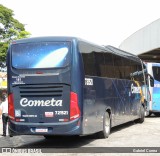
[12, 42, 70, 69]
[152, 66, 160, 82]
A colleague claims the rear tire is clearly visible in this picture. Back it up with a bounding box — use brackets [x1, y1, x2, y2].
[96, 111, 111, 139]
[147, 112, 152, 117]
[135, 105, 145, 123]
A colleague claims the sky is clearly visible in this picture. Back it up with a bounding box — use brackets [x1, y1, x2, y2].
[1, 0, 160, 47]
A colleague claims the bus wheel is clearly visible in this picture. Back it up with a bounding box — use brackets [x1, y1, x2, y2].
[144, 109, 148, 117]
[97, 112, 111, 139]
[148, 112, 152, 117]
[135, 105, 145, 123]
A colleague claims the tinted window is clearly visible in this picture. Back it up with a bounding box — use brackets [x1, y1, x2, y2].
[79, 42, 105, 76]
[130, 60, 139, 73]
[130, 60, 144, 84]
[123, 58, 131, 79]
[94, 52, 105, 77]
[79, 41, 143, 81]
[12, 42, 70, 69]
[113, 55, 124, 79]
[82, 52, 96, 76]
[153, 66, 160, 82]
[104, 52, 115, 78]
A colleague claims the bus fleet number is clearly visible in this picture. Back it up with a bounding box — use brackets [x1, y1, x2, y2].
[55, 111, 68, 115]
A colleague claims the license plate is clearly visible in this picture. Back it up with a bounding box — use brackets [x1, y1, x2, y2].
[35, 128, 48, 133]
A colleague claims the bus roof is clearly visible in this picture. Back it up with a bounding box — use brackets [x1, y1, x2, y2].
[11, 36, 79, 44]
[106, 45, 141, 62]
[10, 36, 141, 62]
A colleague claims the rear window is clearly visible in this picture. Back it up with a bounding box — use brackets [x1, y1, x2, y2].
[153, 66, 160, 82]
[12, 42, 70, 69]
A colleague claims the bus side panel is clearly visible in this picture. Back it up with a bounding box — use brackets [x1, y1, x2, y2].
[111, 79, 129, 125]
[152, 64, 160, 112]
[130, 80, 142, 119]
[146, 63, 160, 113]
[152, 81, 160, 111]
[82, 77, 141, 135]
[83, 76, 98, 134]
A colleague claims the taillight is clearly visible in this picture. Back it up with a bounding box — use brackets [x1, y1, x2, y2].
[8, 93, 15, 120]
[70, 92, 80, 121]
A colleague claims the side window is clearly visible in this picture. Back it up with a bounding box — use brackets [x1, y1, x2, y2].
[104, 52, 115, 78]
[94, 52, 105, 77]
[130, 60, 144, 84]
[79, 41, 105, 77]
[153, 66, 160, 82]
[130, 60, 138, 73]
[81, 52, 95, 76]
[113, 55, 124, 79]
[123, 58, 131, 80]
[79, 41, 93, 76]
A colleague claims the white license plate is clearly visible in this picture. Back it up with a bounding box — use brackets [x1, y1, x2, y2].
[35, 128, 48, 133]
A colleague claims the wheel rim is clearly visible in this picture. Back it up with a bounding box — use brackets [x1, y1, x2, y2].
[144, 110, 147, 116]
[104, 113, 110, 133]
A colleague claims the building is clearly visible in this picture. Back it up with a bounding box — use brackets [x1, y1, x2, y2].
[119, 18, 160, 62]
[0, 72, 7, 98]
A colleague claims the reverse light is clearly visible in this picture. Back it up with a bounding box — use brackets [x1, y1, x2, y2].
[8, 93, 15, 120]
[70, 92, 80, 121]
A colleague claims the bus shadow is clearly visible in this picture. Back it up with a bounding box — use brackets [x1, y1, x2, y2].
[147, 116, 160, 118]
[18, 135, 96, 148]
[110, 114, 160, 135]
[110, 121, 135, 134]
[18, 122, 136, 148]
[12, 118, 155, 148]
[145, 114, 160, 118]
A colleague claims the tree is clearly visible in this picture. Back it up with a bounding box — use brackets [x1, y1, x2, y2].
[0, 4, 31, 62]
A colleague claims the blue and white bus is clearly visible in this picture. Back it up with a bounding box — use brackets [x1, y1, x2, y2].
[7, 37, 146, 138]
[145, 62, 160, 116]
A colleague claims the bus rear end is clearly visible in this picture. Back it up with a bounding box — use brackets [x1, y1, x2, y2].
[7, 37, 81, 136]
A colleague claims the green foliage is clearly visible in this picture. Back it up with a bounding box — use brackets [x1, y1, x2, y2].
[0, 42, 8, 61]
[0, 4, 31, 62]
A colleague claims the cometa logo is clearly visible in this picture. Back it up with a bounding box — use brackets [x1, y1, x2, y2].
[131, 83, 141, 94]
[20, 98, 63, 107]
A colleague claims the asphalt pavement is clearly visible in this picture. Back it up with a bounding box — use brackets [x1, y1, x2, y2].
[0, 116, 160, 156]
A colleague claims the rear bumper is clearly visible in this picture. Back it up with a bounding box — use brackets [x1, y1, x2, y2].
[8, 118, 82, 136]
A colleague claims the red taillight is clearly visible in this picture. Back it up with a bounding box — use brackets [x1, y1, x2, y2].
[70, 92, 80, 121]
[8, 93, 15, 120]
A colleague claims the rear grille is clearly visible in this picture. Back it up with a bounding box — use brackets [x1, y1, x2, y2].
[19, 84, 63, 97]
